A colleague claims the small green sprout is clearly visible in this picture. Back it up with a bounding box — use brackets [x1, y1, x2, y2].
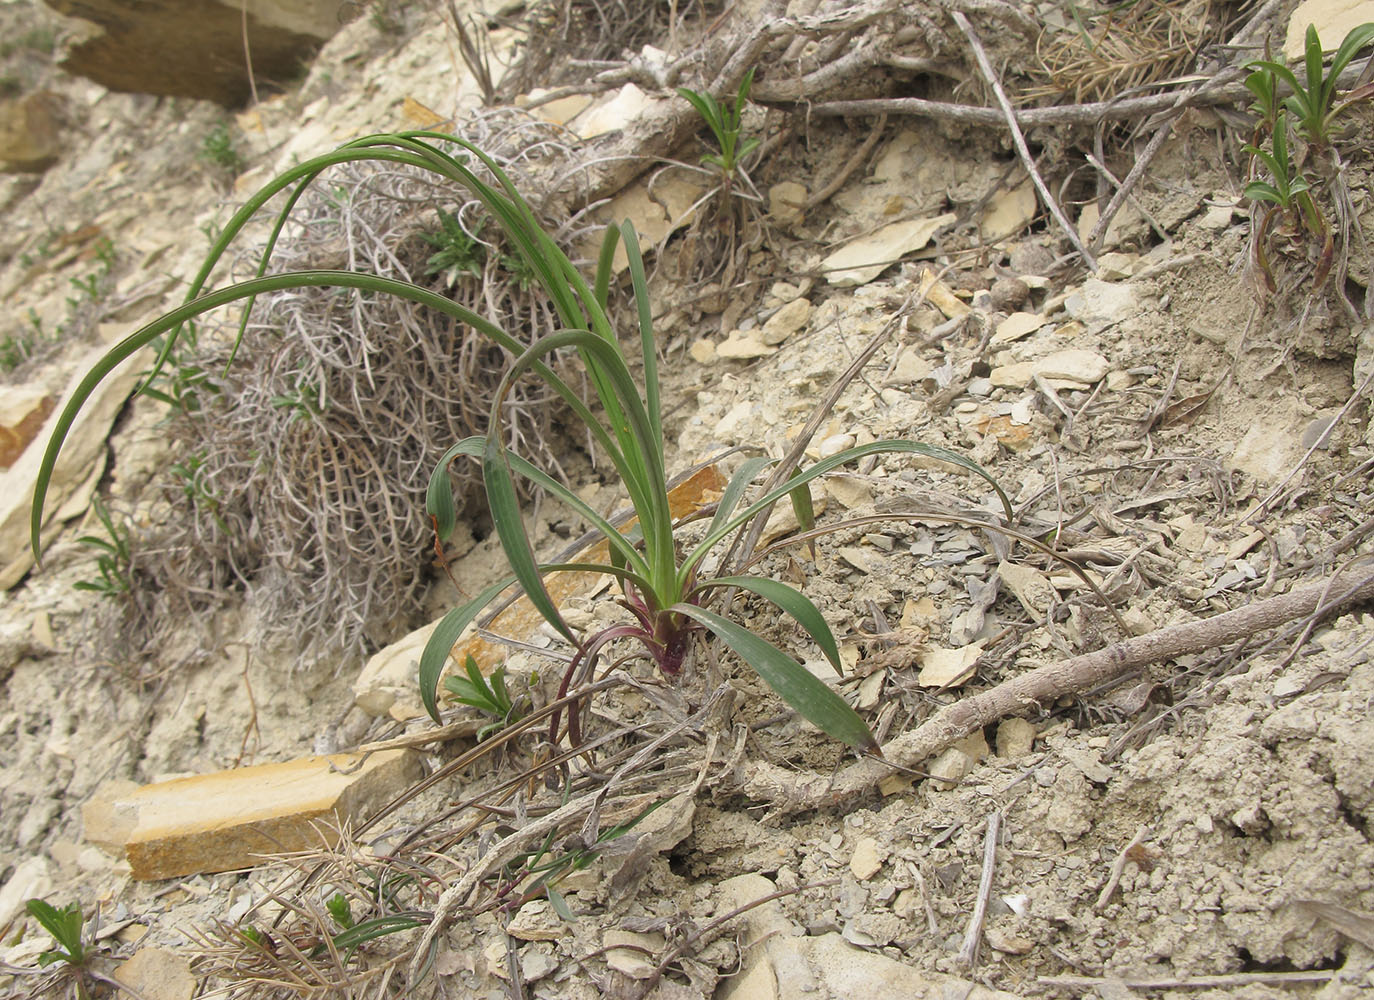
[1247, 22, 1374, 148]
[420, 209, 486, 284]
[26, 899, 87, 969]
[444, 654, 521, 739]
[72, 497, 133, 599]
[677, 68, 761, 179]
[201, 122, 243, 172]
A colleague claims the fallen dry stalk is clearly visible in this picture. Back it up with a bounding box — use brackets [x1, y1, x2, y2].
[739, 562, 1374, 814]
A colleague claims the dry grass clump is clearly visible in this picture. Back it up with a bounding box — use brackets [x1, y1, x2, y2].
[1028, 0, 1243, 104]
[133, 115, 591, 667]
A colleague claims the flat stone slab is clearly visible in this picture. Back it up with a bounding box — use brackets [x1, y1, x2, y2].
[84, 750, 420, 880]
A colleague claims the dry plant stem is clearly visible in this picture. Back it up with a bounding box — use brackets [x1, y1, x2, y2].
[951, 11, 1095, 269]
[1040, 971, 1335, 990]
[1094, 824, 1151, 913]
[740, 563, 1374, 814]
[805, 83, 1252, 127]
[805, 113, 889, 210]
[957, 811, 1001, 968]
[1086, 67, 1245, 253]
[729, 278, 944, 573]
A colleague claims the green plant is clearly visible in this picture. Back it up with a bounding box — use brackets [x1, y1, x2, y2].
[677, 68, 761, 180]
[420, 208, 486, 284]
[72, 497, 133, 599]
[1247, 23, 1374, 148]
[31, 130, 1009, 756]
[24, 899, 93, 999]
[445, 653, 522, 739]
[201, 122, 243, 172]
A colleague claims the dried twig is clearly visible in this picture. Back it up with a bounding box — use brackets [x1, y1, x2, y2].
[740, 562, 1374, 814]
[951, 11, 1095, 268]
[1093, 824, 1151, 913]
[957, 811, 1001, 967]
[804, 113, 889, 210]
[1040, 971, 1335, 990]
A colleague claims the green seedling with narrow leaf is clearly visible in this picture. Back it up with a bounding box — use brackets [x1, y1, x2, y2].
[72, 497, 133, 599]
[1247, 22, 1374, 148]
[30, 129, 1010, 758]
[445, 653, 522, 739]
[677, 67, 761, 179]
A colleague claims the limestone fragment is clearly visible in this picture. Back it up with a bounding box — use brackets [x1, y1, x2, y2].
[990, 311, 1046, 346]
[917, 641, 984, 688]
[115, 947, 195, 1000]
[996, 718, 1037, 758]
[716, 330, 777, 359]
[761, 297, 811, 345]
[605, 929, 663, 978]
[822, 215, 956, 286]
[0, 389, 54, 469]
[849, 837, 885, 880]
[86, 751, 421, 880]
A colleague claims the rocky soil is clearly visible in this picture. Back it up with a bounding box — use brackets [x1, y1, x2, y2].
[2, 1, 1373, 998]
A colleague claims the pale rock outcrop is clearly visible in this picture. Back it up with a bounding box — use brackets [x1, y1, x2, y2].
[44, 0, 349, 106]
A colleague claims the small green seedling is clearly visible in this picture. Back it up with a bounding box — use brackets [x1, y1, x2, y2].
[201, 122, 243, 173]
[72, 497, 133, 599]
[1247, 22, 1374, 148]
[420, 209, 486, 285]
[26, 899, 87, 969]
[444, 654, 522, 739]
[677, 68, 761, 179]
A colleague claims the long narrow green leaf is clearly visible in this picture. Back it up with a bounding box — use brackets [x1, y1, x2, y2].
[490, 327, 676, 602]
[426, 436, 649, 578]
[484, 433, 574, 646]
[594, 223, 620, 309]
[419, 578, 517, 724]
[704, 456, 774, 541]
[694, 575, 842, 674]
[680, 440, 1011, 587]
[620, 223, 662, 459]
[674, 604, 877, 753]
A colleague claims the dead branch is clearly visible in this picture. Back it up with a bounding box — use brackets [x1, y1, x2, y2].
[957, 811, 1001, 967]
[738, 562, 1374, 815]
[952, 10, 1095, 268]
[1040, 971, 1335, 990]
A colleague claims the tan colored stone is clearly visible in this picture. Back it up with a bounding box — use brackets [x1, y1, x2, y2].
[917, 641, 984, 688]
[928, 747, 974, 789]
[507, 898, 563, 941]
[995, 718, 1037, 758]
[998, 562, 1056, 617]
[849, 837, 885, 880]
[980, 176, 1036, 242]
[915, 265, 971, 319]
[1284, 0, 1374, 59]
[90, 751, 420, 880]
[115, 947, 195, 1000]
[1034, 349, 1110, 385]
[688, 338, 717, 364]
[760, 297, 811, 345]
[600, 174, 705, 269]
[0, 389, 55, 468]
[716, 330, 776, 359]
[573, 83, 656, 138]
[990, 311, 1046, 346]
[822, 215, 956, 286]
[768, 181, 807, 226]
[0, 93, 64, 172]
[605, 929, 662, 978]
